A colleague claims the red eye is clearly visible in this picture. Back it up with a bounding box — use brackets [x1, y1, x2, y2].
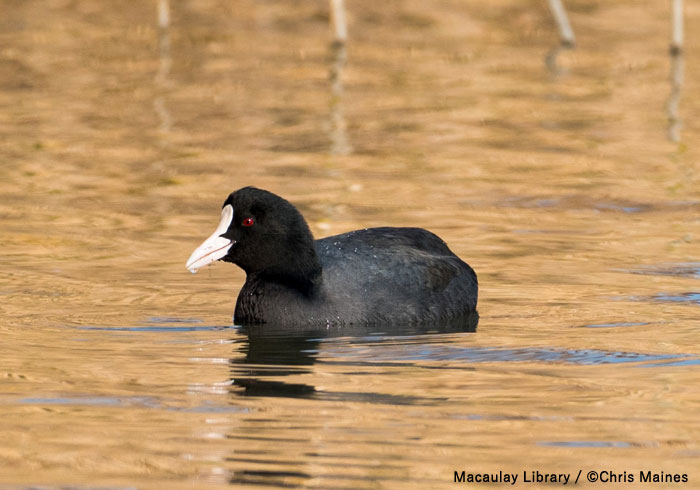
[242, 217, 254, 227]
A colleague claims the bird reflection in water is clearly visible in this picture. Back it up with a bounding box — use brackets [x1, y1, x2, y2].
[228, 312, 478, 400]
[225, 313, 477, 487]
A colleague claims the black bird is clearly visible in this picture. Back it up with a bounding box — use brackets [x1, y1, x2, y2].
[187, 187, 478, 327]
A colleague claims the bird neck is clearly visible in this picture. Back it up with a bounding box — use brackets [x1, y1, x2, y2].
[255, 246, 322, 296]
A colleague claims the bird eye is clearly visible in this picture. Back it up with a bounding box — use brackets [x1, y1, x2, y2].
[242, 217, 254, 227]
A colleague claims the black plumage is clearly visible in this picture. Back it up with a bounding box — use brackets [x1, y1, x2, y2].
[193, 187, 478, 327]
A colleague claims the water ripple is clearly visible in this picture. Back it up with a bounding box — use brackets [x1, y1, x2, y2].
[13, 395, 248, 413]
[78, 325, 232, 332]
[624, 263, 700, 279]
[321, 342, 698, 367]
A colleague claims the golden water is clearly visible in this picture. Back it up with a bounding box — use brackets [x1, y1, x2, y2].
[1, 1, 699, 488]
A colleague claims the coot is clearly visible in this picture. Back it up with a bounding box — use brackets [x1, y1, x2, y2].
[186, 187, 478, 327]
